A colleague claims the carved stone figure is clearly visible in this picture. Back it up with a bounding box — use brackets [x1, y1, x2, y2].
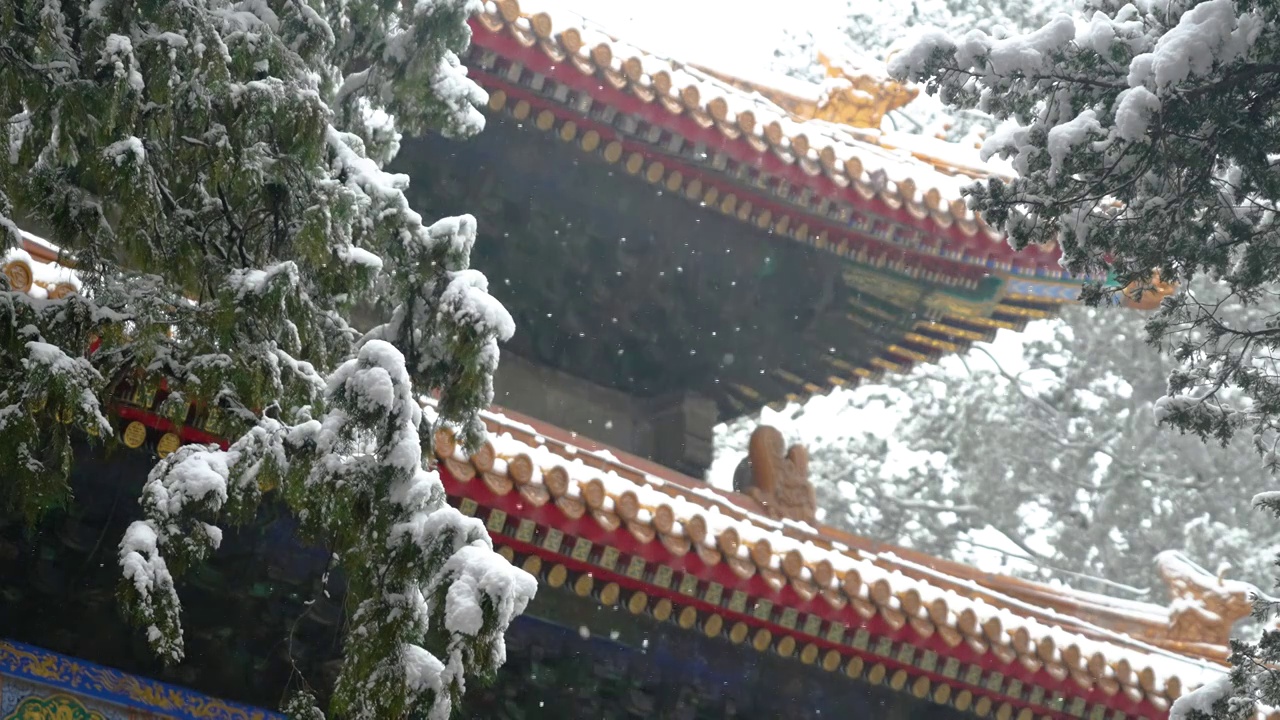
[732, 426, 817, 524]
[1156, 550, 1256, 646]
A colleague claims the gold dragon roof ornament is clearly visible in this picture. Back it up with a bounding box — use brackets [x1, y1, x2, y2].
[695, 51, 918, 131]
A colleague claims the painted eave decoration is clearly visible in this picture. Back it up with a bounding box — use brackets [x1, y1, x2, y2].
[467, 0, 1055, 269]
[0, 639, 283, 720]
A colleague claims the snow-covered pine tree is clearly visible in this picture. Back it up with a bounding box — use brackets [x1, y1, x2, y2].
[1, 0, 536, 717]
[887, 2, 1280, 716]
[888, 0, 1280, 466]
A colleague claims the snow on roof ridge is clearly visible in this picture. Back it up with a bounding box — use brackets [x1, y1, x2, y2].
[456, 400, 1226, 690]
[884, 552, 1225, 684]
[1026, 577, 1170, 619]
[19, 229, 62, 256]
[500, 0, 1011, 205]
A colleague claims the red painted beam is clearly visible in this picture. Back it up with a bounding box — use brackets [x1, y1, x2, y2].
[472, 73, 993, 283]
[115, 405, 229, 449]
[467, 20, 1060, 275]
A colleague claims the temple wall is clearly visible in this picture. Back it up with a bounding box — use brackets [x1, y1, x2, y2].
[494, 353, 717, 478]
[494, 353, 645, 451]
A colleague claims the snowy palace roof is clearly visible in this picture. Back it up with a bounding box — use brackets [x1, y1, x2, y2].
[3, 240, 1244, 720]
[429, 401, 1243, 720]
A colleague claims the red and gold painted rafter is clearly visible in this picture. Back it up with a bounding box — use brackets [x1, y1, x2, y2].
[470, 62, 1005, 287]
[473, 78, 1048, 397]
[475, 75, 990, 289]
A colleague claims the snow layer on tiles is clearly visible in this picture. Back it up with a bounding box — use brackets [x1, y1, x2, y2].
[880, 130, 1016, 183]
[518, 0, 994, 206]
[838, 134, 980, 201]
[635, 52, 674, 83]
[477, 408, 539, 436]
[446, 400, 1223, 691]
[18, 230, 61, 255]
[521, 0, 819, 100]
[1029, 581, 1171, 624]
[32, 260, 81, 292]
[708, 62, 832, 105]
[887, 552, 1225, 689]
[477, 412, 862, 573]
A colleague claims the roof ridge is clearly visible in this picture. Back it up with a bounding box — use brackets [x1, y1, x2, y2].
[443, 397, 1242, 677]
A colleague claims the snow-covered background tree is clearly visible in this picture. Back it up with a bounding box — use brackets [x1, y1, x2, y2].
[707, 0, 1280, 602]
[1, 0, 535, 717]
[715, 302, 1280, 600]
[888, 0, 1280, 469]
[883, 0, 1280, 716]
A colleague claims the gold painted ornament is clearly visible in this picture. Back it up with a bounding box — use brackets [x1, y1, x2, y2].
[156, 432, 181, 458]
[122, 421, 148, 449]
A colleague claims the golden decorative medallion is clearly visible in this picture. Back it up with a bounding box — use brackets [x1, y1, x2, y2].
[598, 582, 620, 606]
[546, 564, 567, 588]
[4, 260, 32, 293]
[156, 433, 181, 457]
[627, 591, 648, 615]
[122, 421, 148, 449]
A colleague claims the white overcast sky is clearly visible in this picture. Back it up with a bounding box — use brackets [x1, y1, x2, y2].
[535, 0, 845, 71]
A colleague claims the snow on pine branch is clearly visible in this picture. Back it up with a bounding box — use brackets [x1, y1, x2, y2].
[892, 4, 1280, 718]
[119, 342, 536, 718]
[425, 49, 489, 139]
[119, 446, 234, 663]
[316, 341, 535, 719]
[888, 0, 1280, 458]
